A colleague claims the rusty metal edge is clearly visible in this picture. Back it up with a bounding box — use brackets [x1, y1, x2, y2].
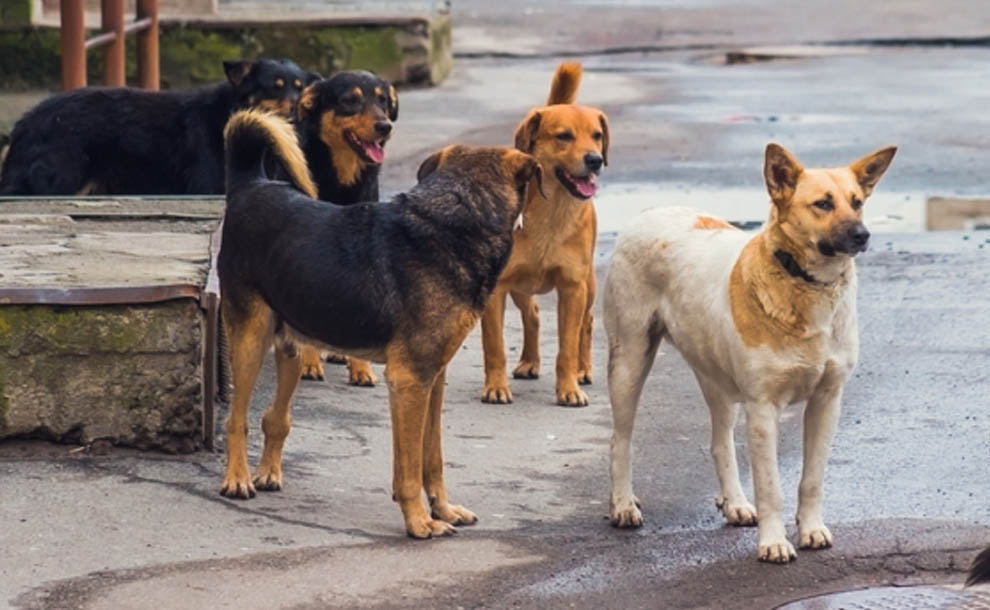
[0, 284, 201, 305]
[199, 220, 223, 452]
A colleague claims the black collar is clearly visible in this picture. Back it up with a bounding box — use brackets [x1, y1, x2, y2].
[773, 249, 821, 285]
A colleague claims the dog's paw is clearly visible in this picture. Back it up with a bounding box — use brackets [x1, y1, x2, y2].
[757, 539, 797, 564]
[716, 496, 758, 526]
[219, 469, 256, 499]
[556, 386, 589, 407]
[577, 370, 593, 385]
[406, 516, 458, 539]
[610, 495, 643, 528]
[798, 524, 833, 550]
[348, 363, 377, 387]
[301, 361, 325, 381]
[253, 465, 283, 492]
[325, 352, 348, 365]
[512, 360, 540, 379]
[482, 384, 513, 404]
[431, 500, 478, 526]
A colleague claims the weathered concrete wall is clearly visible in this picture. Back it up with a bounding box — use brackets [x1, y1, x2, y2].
[0, 15, 452, 90]
[0, 300, 205, 453]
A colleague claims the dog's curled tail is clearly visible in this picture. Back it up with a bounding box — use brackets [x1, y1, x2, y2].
[224, 109, 317, 199]
[547, 61, 582, 105]
[968, 543, 990, 586]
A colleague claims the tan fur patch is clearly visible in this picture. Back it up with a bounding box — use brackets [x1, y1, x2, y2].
[319, 110, 374, 187]
[694, 216, 733, 230]
[274, 78, 285, 89]
[225, 109, 317, 199]
[256, 98, 294, 118]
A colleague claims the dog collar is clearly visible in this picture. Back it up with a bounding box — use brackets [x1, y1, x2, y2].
[773, 249, 822, 285]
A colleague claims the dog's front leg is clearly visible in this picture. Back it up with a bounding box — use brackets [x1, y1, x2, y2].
[744, 400, 795, 563]
[386, 362, 455, 538]
[576, 265, 596, 385]
[481, 289, 513, 403]
[796, 380, 844, 550]
[555, 281, 589, 406]
[423, 367, 477, 527]
[299, 345, 326, 381]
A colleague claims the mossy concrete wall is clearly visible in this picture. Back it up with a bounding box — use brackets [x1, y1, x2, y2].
[0, 15, 452, 90]
[0, 300, 205, 453]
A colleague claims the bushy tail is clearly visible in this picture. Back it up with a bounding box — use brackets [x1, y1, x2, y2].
[223, 109, 317, 199]
[968, 543, 990, 586]
[547, 62, 582, 105]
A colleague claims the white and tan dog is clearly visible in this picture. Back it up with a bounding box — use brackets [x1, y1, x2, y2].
[603, 143, 896, 563]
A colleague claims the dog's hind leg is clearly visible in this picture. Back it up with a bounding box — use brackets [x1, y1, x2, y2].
[253, 341, 303, 491]
[744, 399, 796, 563]
[423, 367, 477, 527]
[510, 291, 541, 380]
[481, 289, 513, 403]
[796, 375, 844, 550]
[697, 375, 757, 526]
[605, 302, 662, 528]
[220, 298, 275, 499]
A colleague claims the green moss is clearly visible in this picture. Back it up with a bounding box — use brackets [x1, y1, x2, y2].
[0, 366, 7, 433]
[159, 27, 247, 88]
[0, 0, 32, 25]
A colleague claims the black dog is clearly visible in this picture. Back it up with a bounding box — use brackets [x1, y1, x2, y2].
[217, 109, 541, 538]
[969, 543, 990, 586]
[284, 70, 398, 383]
[0, 59, 317, 196]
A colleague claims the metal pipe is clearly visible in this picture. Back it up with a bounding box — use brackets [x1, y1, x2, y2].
[136, 0, 159, 90]
[101, 0, 126, 86]
[60, 0, 87, 90]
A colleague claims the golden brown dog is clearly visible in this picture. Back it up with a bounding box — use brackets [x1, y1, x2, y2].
[218, 109, 542, 537]
[480, 62, 609, 407]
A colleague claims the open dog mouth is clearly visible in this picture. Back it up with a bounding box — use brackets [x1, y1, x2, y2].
[344, 130, 387, 165]
[554, 167, 598, 199]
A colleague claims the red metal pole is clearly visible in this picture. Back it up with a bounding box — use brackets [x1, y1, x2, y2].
[60, 0, 87, 90]
[137, 0, 159, 90]
[101, 0, 126, 86]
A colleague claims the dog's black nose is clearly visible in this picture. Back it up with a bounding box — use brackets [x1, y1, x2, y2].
[584, 153, 603, 172]
[374, 121, 393, 137]
[848, 224, 870, 248]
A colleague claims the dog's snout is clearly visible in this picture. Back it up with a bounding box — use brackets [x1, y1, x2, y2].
[374, 121, 393, 137]
[584, 152, 603, 172]
[848, 224, 870, 247]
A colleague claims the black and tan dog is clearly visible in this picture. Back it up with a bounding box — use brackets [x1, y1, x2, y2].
[285, 71, 398, 386]
[218, 109, 542, 538]
[0, 59, 317, 196]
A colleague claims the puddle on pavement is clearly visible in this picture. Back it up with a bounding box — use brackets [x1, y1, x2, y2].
[595, 182, 924, 233]
[775, 585, 990, 610]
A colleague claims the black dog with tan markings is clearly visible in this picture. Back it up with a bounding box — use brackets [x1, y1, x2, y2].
[217, 109, 543, 538]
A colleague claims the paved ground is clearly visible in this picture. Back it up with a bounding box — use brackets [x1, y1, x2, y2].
[2, 2, 990, 609]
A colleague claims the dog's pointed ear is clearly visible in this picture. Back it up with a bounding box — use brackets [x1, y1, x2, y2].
[598, 112, 610, 166]
[509, 151, 546, 199]
[387, 84, 399, 122]
[513, 110, 542, 153]
[849, 146, 897, 197]
[417, 147, 452, 182]
[764, 143, 804, 206]
[297, 83, 319, 120]
[223, 60, 255, 87]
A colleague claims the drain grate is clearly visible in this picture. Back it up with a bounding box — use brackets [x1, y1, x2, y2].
[776, 586, 990, 610]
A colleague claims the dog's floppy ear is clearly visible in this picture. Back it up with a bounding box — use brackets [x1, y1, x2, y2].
[848, 146, 897, 197]
[513, 110, 542, 153]
[598, 112, 610, 166]
[297, 83, 322, 120]
[387, 84, 399, 121]
[223, 60, 256, 87]
[417, 147, 452, 182]
[764, 143, 804, 206]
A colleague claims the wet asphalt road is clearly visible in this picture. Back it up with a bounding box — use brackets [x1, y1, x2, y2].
[3, 1, 990, 608]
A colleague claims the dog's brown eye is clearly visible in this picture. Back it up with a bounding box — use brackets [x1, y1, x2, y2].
[851, 196, 863, 210]
[592, 131, 603, 141]
[555, 131, 574, 142]
[274, 78, 285, 89]
[812, 199, 834, 212]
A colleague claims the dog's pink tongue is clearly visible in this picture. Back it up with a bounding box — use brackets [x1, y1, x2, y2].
[573, 175, 598, 198]
[363, 141, 386, 164]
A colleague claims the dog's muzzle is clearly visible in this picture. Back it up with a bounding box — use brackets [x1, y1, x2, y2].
[819, 222, 870, 256]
